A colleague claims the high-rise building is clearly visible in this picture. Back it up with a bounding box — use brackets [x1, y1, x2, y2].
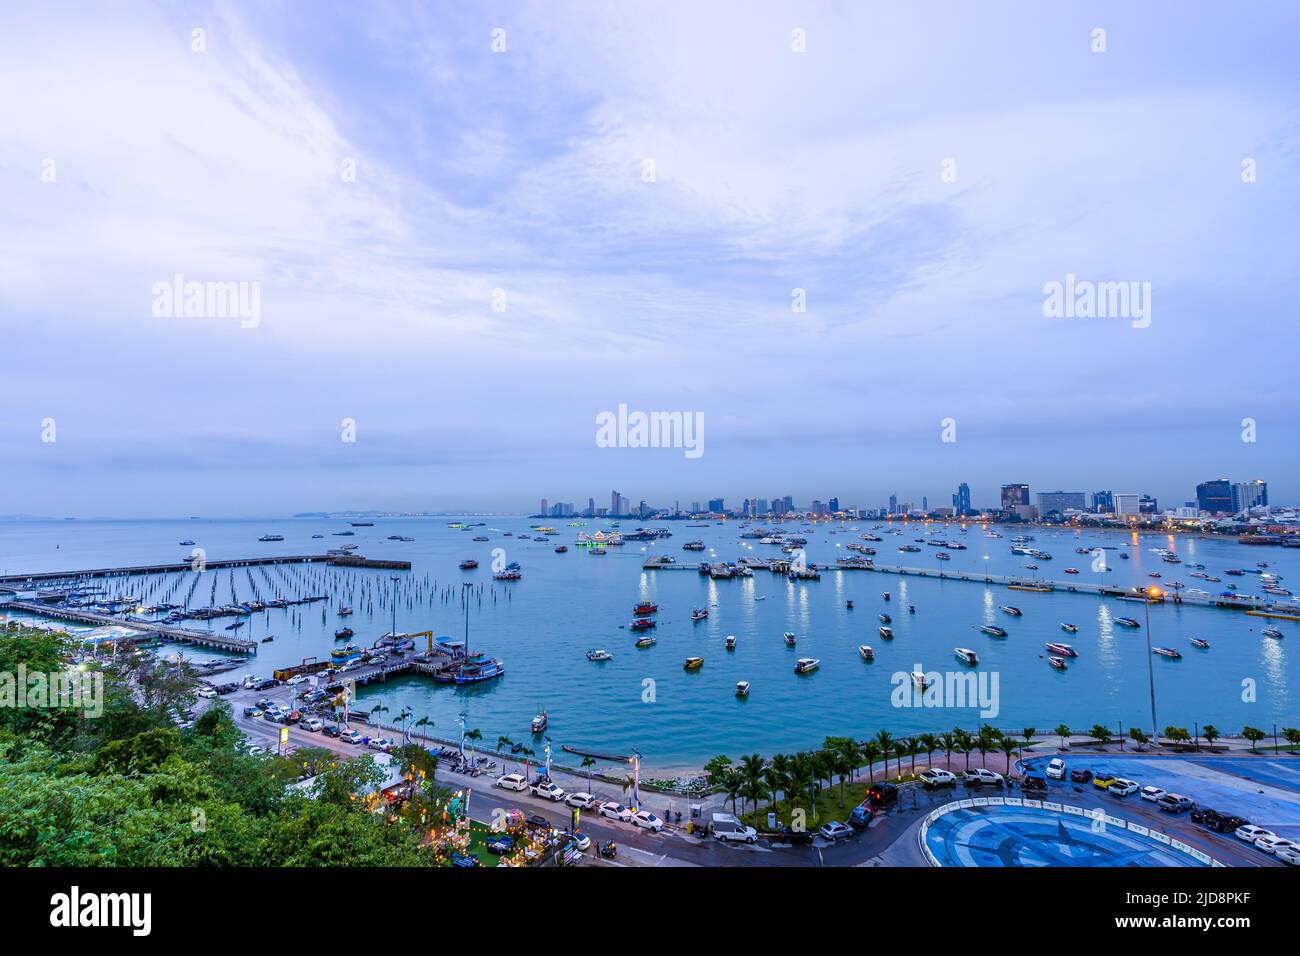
[1036, 490, 1086, 514]
[1196, 479, 1234, 515]
[922, 496, 928, 512]
[707, 497, 725, 513]
[1091, 490, 1114, 513]
[540, 498, 548, 516]
[952, 482, 971, 516]
[691, 501, 701, 514]
[828, 497, 839, 513]
[1000, 484, 1030, 512]
[1233, 479, 1268, 512]
[610, 490, 620, 515]
[587, 498, 595, 516]
[888, 494, 898, 515]
[1139, 495, 1158, 514]
[1114, 493, 1142, 516]
[756, 498, 768, 515]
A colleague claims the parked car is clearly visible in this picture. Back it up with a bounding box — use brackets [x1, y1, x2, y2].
[964, 768, 1004, 786]
[565, 791, 595, 808]
[1157, 793, 1193, 814]
[1109, 779, 1139, 797]
[1045, 758, 1067, 780]
[1208, 814, 1249, 834]
[197, 687, 217, 699]
[321, 724, 341, 738]
[1092, 773, 1118, 790]
[773, 824, 813, 845]
[711, 812, 757, 843]
[529, 779, 567, 801]
[495, 773, 529, 792]
[1069, 768, 1093, 784]
[920, 769, 957, 789]
[1022, 775, 1048, 793]
[567, 829, 592, 851]
[848, 804, 875, 828]
[598, 801, 633, 822]
[243, 706, 263, 718]
[1139, 786, 1166, 802]
[1190, 804, 1217, 823]
[341, 729, 364, 745]
[367, 737, 393, 752]
[1235, 824, 1274, 843]
[1254, 835, 1297, 855]
[1276, 845, 1300, 866]
[867, 782, 900, 804]
[301, 717, 324, 732]
[286, 675, 310, 685]
[818, 821, 853, 842]
[631, 810, 664, 831]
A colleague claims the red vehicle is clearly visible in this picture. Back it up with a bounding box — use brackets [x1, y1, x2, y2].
[634, 601, 658, 616]
[630, 618, 656, 631]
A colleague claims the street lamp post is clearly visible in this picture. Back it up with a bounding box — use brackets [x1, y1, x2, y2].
[389, 575, 400, 640]
[1143, 588, 1160, 747]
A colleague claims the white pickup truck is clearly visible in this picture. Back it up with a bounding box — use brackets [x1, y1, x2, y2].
[530, 779, 567, 801]
[711, 812, 758, 844]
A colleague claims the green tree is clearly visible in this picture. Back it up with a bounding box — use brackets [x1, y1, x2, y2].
[1054, 724, 1071, 748]
[1241, 726, 1265, 752]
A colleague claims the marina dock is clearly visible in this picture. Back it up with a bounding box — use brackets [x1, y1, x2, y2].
[0, 599, 260, 652]
[0, 553, 410, 590]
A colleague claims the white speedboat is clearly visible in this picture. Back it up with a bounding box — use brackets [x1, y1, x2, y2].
[1045, 642, 1077, 657]
[954, 647, 979, 666]
[793, 658, 820, 674]
[735, 680, 750, 697]
[878, 626, 893, 639]
[858, 645, 874, 660]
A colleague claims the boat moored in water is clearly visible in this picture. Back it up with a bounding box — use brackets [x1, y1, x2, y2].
[1153, 646, 1182, 659]
[635, 635, 656, 648]
[459, 559, 478, 570]
[691, 607, 709, 621]
[980, 624, 1008, 637]
[1060, 622, 1078, 633]
[531, 710, 548, 734]
[735, 680, 750, 697]
[683, 656, 703, 670]
[954, 647, 979, 666]
[1190, 638, 1210, 649]
[1262, 627, 1284, 639]
[725, 635, 736, 649]
[783, 631, 797, 647]
[879, 626, 893, 639]
[586, 649, 613, 661]
[1048, 656, 1067, 670]
[858, 645, 874, 660]
[1045, 642, 1077, 657]
[794, 657, 820, 674]
[634, 601, 658, 616]
[999, 605, 1023, 616]
[1115, 617, 1141, 628]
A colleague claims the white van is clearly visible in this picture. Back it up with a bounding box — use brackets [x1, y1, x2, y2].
[1045, 758, 1067, 779]
[711, 812, 758, 844]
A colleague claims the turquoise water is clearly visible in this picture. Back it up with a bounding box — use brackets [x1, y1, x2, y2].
[2, 518, 1296, 770]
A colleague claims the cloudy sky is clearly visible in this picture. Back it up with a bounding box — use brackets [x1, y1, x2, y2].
[2, 1, 1297, 516]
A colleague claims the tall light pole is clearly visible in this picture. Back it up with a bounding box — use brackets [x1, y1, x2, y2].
[389, 575, 400, 640]
[1143, 587, 1161, 747]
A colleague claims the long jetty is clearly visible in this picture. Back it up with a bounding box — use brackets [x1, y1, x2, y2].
[0, 553, 410, 589]
[0, 600, 259, 653]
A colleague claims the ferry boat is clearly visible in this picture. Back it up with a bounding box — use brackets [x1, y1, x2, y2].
[1190, 638, 1210, 649]
[630, 618, 656, 631]
[899, 545, 921, 553]
[980, 625, 1008, 637]
[1153, 647, 1182, 659]
[1262, 627, 1284, 639]
[858, 645, 874, 660]
[954, 647, 979, 666]
[999, 605, 1023, 616]
[683, 656, 703, 671]
[691, 607, 709, 621]
[635, 636, 657, 648]
[334, 627, 354, 640]
[724, 635, 736, 650]
[1114, 617, 1141, 628]
[351, 521, 374, 527]
[1048, 656, 1067, 670]
[936, 552, 951, 561]
[634, 601, 658, 616]
[258, 534, 284, 542]
[879, 612, 891, 624]
[682, 541, 706, 551]
[331, 643, 361, 659]
[735, 680, 750, 697]
[1045, 642, 1077, 657]
[911, 671, 929, 689]
[494, 569, 522, 580]
[784, 632, 797, 647]
[531, 710, 548, 734]
[1226, 568, 1245, 576]
[1060, 622, 1078, 633]
[794, 658, 820, 674]
[1263, 585, 1292, 596]
[879, 626, 893, 639]
[447, 653, 505, 684]
[459, 559, 478, 570]
[586, 649, 613, 661]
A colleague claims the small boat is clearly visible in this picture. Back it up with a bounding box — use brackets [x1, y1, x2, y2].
[1114, 617, 1141, 629]
[334, 627, 354, 639]
[554, 545, 568, 553]
[1025, 564, 1039, 571]
[1048, 656, 1068, 670]
[1120, 553, 1130, 560]
[351, 522, 374, 527]
[882, 592, 890, 601]
[459, 559, 478, 570]
[1190, 638, 1210, 649]
[683, 656, 704, 670]
[954, 647, 979, 665]
[1153, 647, 1182, 659]
[879, 613, 891, 624]
[1045, 642, 1077, 657]
[261, 635, 274, 643]
[472, 535, 490, 542]
[630, 618, 656, 631]
[258, 534, 284, 542]
[331, 643, 361, 659]
[999, 605, 1022, 616]
[936, 552, 951, 561]
[494, 569, 522, 580]
[1060, 623, 1078, 633]
[724, 635, 736, 650]
[908, 605, 916, 614]
[1226, 569, 1245, 576]
[1262, 627, 1284, 639]
[794, 658, 820, 674]
[531, 710, 548, 734]
[586, 649, 613, 661]
[783, 632, 797, 647]
[858, 645, 874, 660]
[691, 608, 709, 621]
[1063, 568, 1079, 575]
[735, 680, 750, 697]
[635, 636, 657, 648]
[311, 534, 324, 539]
[878, 626, 893, 639]
[634, 601, 658, 616]
[1148, 572, 1162, 579]
[179, 539, 195, 546]
[911, 670, 929, 688]
[980, 625, 1008, 637]
[846, 600, 854, 609]
[225, 621, 245, 630]
[338, 605, 353, 616]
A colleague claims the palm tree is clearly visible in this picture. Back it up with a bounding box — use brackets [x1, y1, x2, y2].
[496, 735, 514, 773]
[742, 778, 765, 819]
[372, 703, 389, 733]
[907, 737, 923, 777]
[720, 768, 743, 814]
[739, 753, 768, 798]
[1054, 723, 1071, 749]
[397, 707, 413, 743]
[465, 727, 482, 763]
[938, 732, 957, 773]
[764, 766, 786, 813]
[874, 730, 894, 765]
[955, 730, 975, 771]
[976, 727, 996, 766]
[838, 739, 862, 784]
[860, 741, 882, 784]
[581, 756, 597, 794]
[998, 736, 1018, 776]
[917, 733, 939, 772]
[414, 715, 433, 744]
[891, 741, 908, 779]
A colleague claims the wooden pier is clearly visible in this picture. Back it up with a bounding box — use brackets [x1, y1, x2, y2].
[0, 599, 260, 652]
[0, 553, 410, 590]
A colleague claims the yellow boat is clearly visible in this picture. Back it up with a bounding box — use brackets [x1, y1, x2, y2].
[683, 657, 704, 671]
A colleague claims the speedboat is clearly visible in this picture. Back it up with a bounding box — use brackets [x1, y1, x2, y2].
[999, 605, 1022, 616]
[179, 539, 195, 546]
[531, 710, 548, 734]
[980, 625, 1008, 637]
[1045, 642, 1077, 657]
[554, 545, 568, 553]
[1153, 647, 1182, 659]
[879, 626, 893, 639]
[634, 601, 658, 615]
[630, 618, 656, 631]
[954, 647, 979, 666]
[1190, 638, 1210, 649]
[338, 605, 353, 616]
[911, 671, 929, 688]
[691, 608, 709, 621]
[258, 534, 284, 542]
[1048, 656, 1067, 670]
[879, 612, 891, 624]
[724, 635, 736, 650]
[1060, 623, 1078, 633]
[858, 645, 874, 660]
[635, 636, 657, 648]
[735, 680, 750, 697]
[783, 632, 797, 647]
[1063, 568, 1079, 575]
[586, 649, 613, 661]
[1114, 617, 1141, 628]
[683, 656, 704, 671]
[1262, 627, 1284, 639]
[459, 559, 478, 570]
[794, 658, 820, 674]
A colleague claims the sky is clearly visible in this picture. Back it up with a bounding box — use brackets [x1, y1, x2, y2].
[2, 0, 1298, 517]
